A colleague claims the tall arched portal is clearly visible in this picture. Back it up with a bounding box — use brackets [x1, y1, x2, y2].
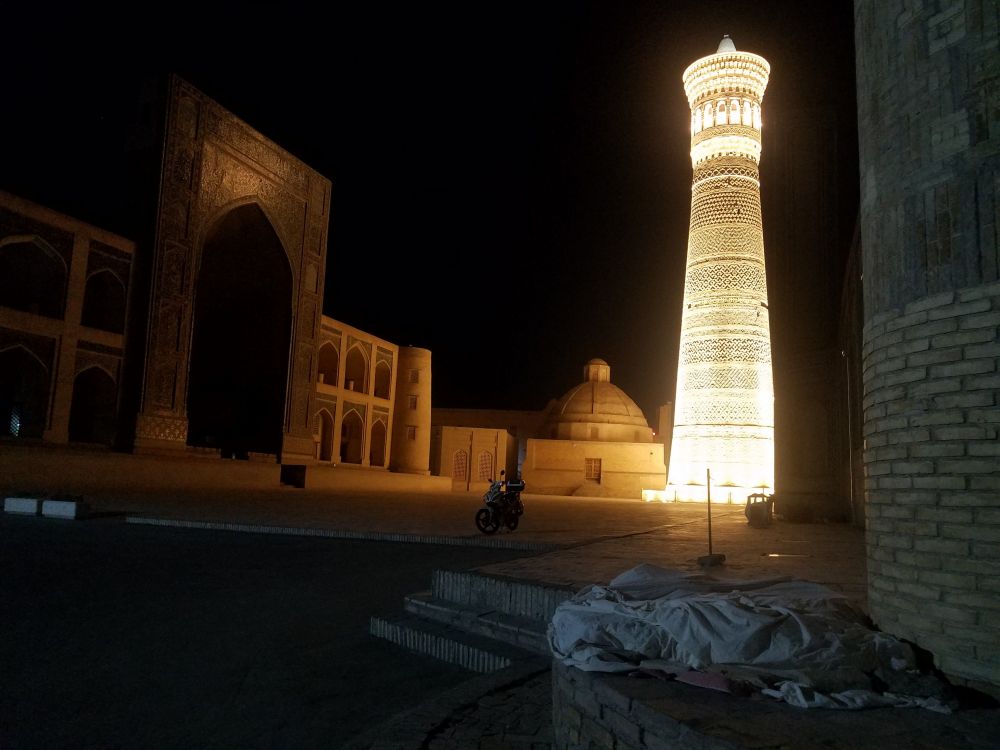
[133, 78, 330, 461]
[186, 204, 292, 458]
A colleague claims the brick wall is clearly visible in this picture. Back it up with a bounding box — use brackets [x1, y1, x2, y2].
[551, 662, 738, 750]
[854, 0, 1000, 319]
[862, 281, 1000, 689]
[855, 0, 1000, 693]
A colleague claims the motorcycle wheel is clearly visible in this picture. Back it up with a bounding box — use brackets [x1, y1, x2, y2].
[475, 508, 499, 535]
[504, 512, 519, 531]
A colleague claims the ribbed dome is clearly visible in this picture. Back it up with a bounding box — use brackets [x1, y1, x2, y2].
[550, 381, 648, 425]
[717, 34, 736, 53]
[544, 361, 652, 442]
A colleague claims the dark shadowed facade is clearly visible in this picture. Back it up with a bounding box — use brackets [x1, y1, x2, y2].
[0, 193, 134, 446]
[855, 0, 1000, 693]
[1, 76, 432, 473]
[131, 76, 330, 463]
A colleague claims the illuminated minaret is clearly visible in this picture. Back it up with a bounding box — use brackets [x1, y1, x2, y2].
[665, 35, 773, 502]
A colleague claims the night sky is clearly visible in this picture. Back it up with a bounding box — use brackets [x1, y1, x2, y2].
[2, 1, 858, 421]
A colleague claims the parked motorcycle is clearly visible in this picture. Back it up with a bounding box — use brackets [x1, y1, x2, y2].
[474, 470, 525, 534]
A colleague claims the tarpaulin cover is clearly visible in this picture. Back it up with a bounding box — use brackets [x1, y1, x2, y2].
[547, 564, 949, 711]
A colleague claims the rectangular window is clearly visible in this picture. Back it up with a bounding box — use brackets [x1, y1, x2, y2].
[407, 425, 416, 441]
[408, 395, 417, 410]
[585, 458, 601, 482]
[408, 369, 419, 384]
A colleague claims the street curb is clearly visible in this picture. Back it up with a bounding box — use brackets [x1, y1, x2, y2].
[124, 516, 558, 551]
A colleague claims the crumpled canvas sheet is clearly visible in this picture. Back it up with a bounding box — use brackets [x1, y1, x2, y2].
[547, 564, 949, 711]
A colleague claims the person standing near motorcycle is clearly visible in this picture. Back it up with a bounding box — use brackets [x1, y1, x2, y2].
[474, 469, 526, 534]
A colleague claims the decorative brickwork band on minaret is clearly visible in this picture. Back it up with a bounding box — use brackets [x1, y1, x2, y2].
[656, 36, 774, 503]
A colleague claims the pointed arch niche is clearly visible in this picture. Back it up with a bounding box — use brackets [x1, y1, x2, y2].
[186, 203, 292, 457]
[344, 346, 368, 394]
[0, 346, 49, 439]
[69, 366, 117, 444]
[81, 270, 126, 333]
[318, 343, 339, 386]
[0, 236, 66, 319]
[316, 408, 334, 461]
[340, 409, 364, 464]
[373, 360, 391, 399]
[369, 419, 387, 467]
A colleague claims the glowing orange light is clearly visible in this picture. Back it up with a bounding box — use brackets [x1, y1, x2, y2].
[646, 36, 774, 504]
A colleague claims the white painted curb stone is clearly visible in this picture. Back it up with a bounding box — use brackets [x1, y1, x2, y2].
[41, 499, 88, 519]
[4, 497, 42, 515]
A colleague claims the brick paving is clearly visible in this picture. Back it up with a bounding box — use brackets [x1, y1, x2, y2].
[424, 671, 553, 750]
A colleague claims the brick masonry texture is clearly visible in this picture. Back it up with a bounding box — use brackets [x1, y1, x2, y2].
[854, 1, 999, 319]
[856, 0, 1000, 691]
[551, 662, 735, 750]
[862, 283, 1000, 688]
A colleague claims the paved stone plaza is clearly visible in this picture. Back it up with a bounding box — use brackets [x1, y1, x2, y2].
[3, 446, 997, 748]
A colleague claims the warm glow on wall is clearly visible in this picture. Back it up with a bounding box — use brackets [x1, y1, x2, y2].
[647, 36, 774, 504]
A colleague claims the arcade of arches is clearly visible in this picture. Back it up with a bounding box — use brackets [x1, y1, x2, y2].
[0, 189, 432, 472]
[0, 191, 133, 446]
[0, 77, 436, 478]
[313, 318, 414, 469]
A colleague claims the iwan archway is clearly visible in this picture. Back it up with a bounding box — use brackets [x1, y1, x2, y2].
[186, 203, 292, 457]
[132, 76, 331, 462]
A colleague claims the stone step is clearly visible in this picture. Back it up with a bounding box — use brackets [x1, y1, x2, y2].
[431, 569, 575, 621]
[404, 591, 550, 655]
[369, 613, 537, 674]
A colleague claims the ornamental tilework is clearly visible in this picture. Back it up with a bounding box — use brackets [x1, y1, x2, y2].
[668, 40, 775, 498]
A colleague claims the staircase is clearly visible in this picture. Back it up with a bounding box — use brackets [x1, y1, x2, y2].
[369, 569, 576, 672]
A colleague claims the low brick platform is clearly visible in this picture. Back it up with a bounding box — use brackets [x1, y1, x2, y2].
[552, 661, 1000, 750]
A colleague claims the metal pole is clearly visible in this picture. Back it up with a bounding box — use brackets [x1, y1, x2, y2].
[706, 468, 713, 555]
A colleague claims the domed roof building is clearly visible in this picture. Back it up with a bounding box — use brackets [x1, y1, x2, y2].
[519, 359, 665, 498]
[543, 360, 654, 444]
[431, 359, 665, 499]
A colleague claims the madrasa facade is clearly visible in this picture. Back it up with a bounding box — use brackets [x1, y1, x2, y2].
[0, 74, 663, 494]
[0, 75, 431, 475]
